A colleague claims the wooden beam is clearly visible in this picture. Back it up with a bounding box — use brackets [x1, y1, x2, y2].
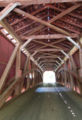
[35, 49, 61, 52]
[0, 44, 19, 91]
[11, 5, 48, 26]
[79, 37, 82, 83]
[0, 0, 81, 7]
[26, 56, 30, 90]
[32, 41, 69, 60]
[22, 3, 81, 36]
[33, 40, 63, 50]
[0, 2, 20, 21]
[21, 57, 28, 90]
[15, 46, 22, 95]
[32, 45, 47, 57]
[16, 14, 48, 33]
[24, 49, 43, 71]
[39, 55, 58, 58]
[21, 38, 33, 49]
[33, 40, 69, 57]
[0, 70, 28, 108]
[68, 58, 74, 89]
[0, 19, 43, 72]
[39, 60, 57, 65]
[48, 4, 81, 24]
[0, 19, 22, 43]
[36, 55, 60, 62]
[31, 39, 66, 57]
[49, 5, 82, 20]
[35, 52, 57, 57]
[22, 34, 78, 40]
[14, 8, 70, 35]
[56, 36, 82, 72]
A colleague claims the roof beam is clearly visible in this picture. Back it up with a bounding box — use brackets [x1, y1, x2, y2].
[22, 34, 78, 40]
[48, 5, 82, 20]
[39, 59, 59, 64]
[20, 38, 33, 49]
[33, 40, 63, 50]
[0, 2, 20, 21]
[33, 40, 69, 57]
[14, 8, 70, 36]
[22, 3, 81, 36]
[37, 55, 58, 62]
[0, 0, 81, 6]
[11, 5, 48, 26]
[48, 4, 81, 24]
[31, 39, 66, 57]
[35, 49, 61, 52]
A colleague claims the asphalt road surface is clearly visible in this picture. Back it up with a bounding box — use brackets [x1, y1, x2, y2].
[0, 83, 82, 120]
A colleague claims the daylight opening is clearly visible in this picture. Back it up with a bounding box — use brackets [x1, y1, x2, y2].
[43, 71, 56, 84]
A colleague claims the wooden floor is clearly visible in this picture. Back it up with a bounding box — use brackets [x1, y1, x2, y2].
[0, 84, 82, 120]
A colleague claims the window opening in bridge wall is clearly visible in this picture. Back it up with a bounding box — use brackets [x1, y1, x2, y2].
[43, 71, 56, 84]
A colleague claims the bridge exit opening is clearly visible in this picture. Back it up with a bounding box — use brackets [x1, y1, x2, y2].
[43, 71, 56, 84]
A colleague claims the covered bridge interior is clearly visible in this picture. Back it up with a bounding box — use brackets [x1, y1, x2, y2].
[0, 0, 82, 120]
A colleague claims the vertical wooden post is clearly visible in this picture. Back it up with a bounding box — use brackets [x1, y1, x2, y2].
[69, 57, 74, 90]
[32, 71, 35, 87]
[32, 64, 36, 87]
[20, 57, 28, 90]
[79, 48, 82, 81]
[26, 56, 30, 90]
[79, 45, 82, 94]
[61, 71, 64, 85]
[64, 62, 67, 87]
[15, 46, 22, 95]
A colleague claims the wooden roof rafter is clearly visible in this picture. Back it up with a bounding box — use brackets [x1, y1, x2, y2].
[14, 8, 70, 35]
[11, 5, 48, 26]
[17, 3, 81, 37]
[33, 40, 69, 51]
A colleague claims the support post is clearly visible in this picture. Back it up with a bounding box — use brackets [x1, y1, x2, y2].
[64, 62, 67, 87]
[26, 56, 30, 90]
[15, 46, 22, 95]
[69, 57, 74, 90]
[78, 42, 82, 94]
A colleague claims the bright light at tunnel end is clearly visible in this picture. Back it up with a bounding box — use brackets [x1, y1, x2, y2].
[43, 71, 56, 84]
